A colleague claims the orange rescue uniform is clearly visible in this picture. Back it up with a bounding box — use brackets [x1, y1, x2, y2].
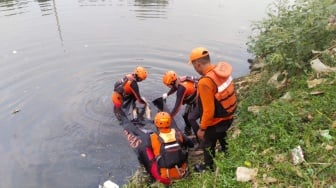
[198, 63, 235, 130]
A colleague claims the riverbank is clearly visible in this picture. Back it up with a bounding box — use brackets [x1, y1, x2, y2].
[124, 46, 336, 188]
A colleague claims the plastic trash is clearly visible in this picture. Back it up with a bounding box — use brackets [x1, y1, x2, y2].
[310, 58, 336, 73]
[320, 130, 332, 140]
[244, 161, 252, 167]
[102, 180, 119, 188]
[291, 145, 305, 165]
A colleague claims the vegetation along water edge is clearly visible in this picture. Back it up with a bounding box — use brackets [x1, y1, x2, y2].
[124, 0, 336, 187]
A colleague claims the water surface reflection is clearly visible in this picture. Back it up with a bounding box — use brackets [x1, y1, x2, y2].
[78, 0, 114, 7]
[132, 0, 168, 19]
[0, 0, 274, 187]
[0, 0, 30, 16]
[37, 0, 52, 16]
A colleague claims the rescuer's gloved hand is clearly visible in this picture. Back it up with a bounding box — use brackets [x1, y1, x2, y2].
[162, 93, 168, 100]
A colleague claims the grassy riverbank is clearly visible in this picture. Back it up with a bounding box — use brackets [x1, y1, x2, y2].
[125, 64, 336, 188]
[125, 0, 336, 187]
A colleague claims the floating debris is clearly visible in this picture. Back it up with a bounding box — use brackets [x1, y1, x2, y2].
[12, 109, 20, 114]
[100, 180, 119, 188]
[81, 153, 86, 157]
[12, 50, 17, 54]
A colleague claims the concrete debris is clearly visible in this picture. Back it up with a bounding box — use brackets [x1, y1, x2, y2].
[236, 167, 258, 182]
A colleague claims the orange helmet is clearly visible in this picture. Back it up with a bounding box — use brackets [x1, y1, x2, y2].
[154, 112, 171, 128]
[162, 70, 177, 86]
[134, 66, 147, 81]
[188, 47, 209, 64]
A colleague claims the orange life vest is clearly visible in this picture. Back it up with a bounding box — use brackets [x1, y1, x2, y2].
[150, 129, 188, 180]
[180, 76, 198, 104]
[205, 62, 237, 118]
[114, 74, 134, 95]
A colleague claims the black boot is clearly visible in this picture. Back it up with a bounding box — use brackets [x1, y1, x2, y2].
[194, 163, 214, 173]
[184, 126, 192, 136]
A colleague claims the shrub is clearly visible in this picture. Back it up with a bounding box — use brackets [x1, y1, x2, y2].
[247, 0, 336, 75]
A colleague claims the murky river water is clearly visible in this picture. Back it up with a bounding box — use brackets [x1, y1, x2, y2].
[0, 0, 273, 187]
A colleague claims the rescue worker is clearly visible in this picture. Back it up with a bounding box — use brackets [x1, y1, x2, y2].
[150, 112, 194, 182]
[161, 71, 199, 137]
[119, 112, 193, 185]
[111, 66, 148, 122]
[119, 116, 171, 185]
[188, 47, 237, 172]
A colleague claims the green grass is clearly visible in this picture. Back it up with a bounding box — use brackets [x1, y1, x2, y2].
[124, 69, 336, 188]
[168, 71, 336, 188]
